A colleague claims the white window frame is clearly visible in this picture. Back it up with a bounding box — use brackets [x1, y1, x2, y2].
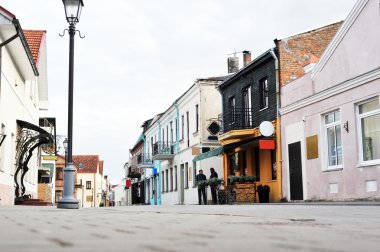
[357, 97, 380, 166]
[323, 110, 343, 171]
[259, 78, 269, 111]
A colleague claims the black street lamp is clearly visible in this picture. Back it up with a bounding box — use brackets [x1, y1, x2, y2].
[57, 0, 84, 209]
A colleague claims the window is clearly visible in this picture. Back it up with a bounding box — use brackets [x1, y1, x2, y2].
[229, 97, 236, 123]
[170, 121, 173, 144]
[174, 166, 178, 191]
[169, 167, 173, 191]
[271, 150, 277, 180]
[56, 168, 63, 180]
[358, 98, 380, 164]
[259, 78, 268, 109]
[195, 104, 199, 132]
[165, 169, 169, 192]
[243, 86, 252, 127]
[181, 115, 184, 140]
[324, 110, 343, 169]
[166, 125, 169, 145]
[185, 163, 189, 189]
[175, 118, 178, 142]
[192, 161, 197, 187]
[186, 112, 190, 147]
[78, 163, 84, 169]
[161, 171, 165, 193]
[86, 181, 91, 190]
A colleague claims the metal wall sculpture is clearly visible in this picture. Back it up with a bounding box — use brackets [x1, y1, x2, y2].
[14, 120, 53, 200]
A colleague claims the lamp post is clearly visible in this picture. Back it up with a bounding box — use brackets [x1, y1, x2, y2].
[57, 0, 84, 209]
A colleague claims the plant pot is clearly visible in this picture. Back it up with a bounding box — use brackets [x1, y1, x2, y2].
[258, 189, 270, 203]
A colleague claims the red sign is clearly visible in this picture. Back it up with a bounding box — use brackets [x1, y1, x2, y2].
[259, 140, 275, 149]
[126, 179, 131, 188]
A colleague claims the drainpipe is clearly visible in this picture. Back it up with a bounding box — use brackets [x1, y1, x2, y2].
[173, 99, 181, 204]
[269, 48, 282, 201]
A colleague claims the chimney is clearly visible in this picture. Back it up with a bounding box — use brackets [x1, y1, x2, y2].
[243, 50, 251, 67]
[227, 56, 239, 74]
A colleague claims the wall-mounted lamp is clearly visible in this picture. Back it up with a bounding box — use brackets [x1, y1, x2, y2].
[343, 121, 349, 133]
[0, 133, 6, 146]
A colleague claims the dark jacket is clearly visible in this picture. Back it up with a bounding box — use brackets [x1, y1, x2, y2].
[196, 174, 207, 182]
[210, 171, 218, 179]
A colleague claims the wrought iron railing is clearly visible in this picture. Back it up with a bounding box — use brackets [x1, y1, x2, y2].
[153, 141, 175, 156]
[222, 108, 254, 133]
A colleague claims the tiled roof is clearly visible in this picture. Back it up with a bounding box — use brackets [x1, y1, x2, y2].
[23, 30, 46, 67]
[73, 155, 100, 173]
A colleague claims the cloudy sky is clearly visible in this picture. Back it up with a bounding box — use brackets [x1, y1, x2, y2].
[2, 0, 357, 183]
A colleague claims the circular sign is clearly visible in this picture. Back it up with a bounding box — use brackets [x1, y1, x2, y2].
[259, 121, 274, 137]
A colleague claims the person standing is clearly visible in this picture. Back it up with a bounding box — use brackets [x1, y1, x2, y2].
[196, 169, 207, 205]
[210, 167, 218, 204]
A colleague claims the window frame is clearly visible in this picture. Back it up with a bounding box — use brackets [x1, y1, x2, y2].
[259, 77, 269, 110]
[357, 97, 380, 166]
[195, 104, 199, 133]
[86, 181, 91, 190]
[323, 110, 344, 171]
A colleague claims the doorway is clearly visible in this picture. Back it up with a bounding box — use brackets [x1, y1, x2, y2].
[180, 164, 185, 204]
[288, 141, 304, 200]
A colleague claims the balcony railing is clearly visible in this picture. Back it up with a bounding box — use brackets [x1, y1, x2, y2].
[153, 141, 175, 155]
[136, 153, 154, 168]
[153, 141, 175, 160]
[222, 108, 254, 133]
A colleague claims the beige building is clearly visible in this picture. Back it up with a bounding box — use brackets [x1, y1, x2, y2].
[73, 155, 104, 208]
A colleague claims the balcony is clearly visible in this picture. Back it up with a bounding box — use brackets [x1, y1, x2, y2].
[219, 108, 260, 144]
[222, 108, 254, 133]
[152, 141, 175, 161]
[136, 153, 154, 169]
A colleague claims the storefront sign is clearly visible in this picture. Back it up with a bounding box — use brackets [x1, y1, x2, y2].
[259, 140, 275, 149]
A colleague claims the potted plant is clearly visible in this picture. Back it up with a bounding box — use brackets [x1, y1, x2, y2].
[207, 178, 223, 187]
[257, 185, 270, 203]
[245, 176, 256, 183]
[197, 180, 208, 189]
[228, 175, 237, 185]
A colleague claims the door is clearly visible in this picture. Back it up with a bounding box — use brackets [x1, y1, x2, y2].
[180, 164, 185, 204]
[288, 142, 304, 200]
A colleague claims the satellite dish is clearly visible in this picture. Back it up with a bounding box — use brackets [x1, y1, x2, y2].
[259, 121, 274, 137]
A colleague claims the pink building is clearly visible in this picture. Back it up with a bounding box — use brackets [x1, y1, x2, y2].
[280, 0, 380, 201]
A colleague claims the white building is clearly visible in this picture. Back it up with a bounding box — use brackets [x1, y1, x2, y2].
[140, 77, 226, 205]
[73, 155, 104, 208]
[0, 7, 49, 205]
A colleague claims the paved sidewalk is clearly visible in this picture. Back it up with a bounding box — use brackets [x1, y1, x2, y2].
[0, 204, 379, 252]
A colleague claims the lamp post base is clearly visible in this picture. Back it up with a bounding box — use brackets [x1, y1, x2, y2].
[57, 198, 79, 209]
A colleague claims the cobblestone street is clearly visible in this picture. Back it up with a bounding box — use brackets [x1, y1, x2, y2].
[1, 204, 379, 252]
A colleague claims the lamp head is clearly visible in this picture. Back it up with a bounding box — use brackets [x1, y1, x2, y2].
[62, 0, 84, 25]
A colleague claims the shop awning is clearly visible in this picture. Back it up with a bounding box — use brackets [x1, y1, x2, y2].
[193, 146, 224, 162]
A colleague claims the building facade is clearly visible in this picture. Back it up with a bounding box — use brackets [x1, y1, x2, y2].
[73, 155, 104, 207]
[218, 50, 282, 202]
[0, 7, 50, 205]
[136, 77, 226, 205]
[280, 0, 380, 201]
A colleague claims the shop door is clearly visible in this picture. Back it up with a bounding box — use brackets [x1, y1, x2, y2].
[288, 142, 303, 200]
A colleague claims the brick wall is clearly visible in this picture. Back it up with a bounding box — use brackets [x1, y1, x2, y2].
[275, 22, 342, 86]
[38, 183, 52, 203]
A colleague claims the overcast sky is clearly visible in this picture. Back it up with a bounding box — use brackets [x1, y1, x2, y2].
[2, 0, 357, 183]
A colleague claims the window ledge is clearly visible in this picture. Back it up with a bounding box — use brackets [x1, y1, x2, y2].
[323, 167, 343, 172]
[193, 131, 199, 136]
[356, 162, 380, 168]
[184, 186, 189, 190]
[259, 107, 268, 112]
